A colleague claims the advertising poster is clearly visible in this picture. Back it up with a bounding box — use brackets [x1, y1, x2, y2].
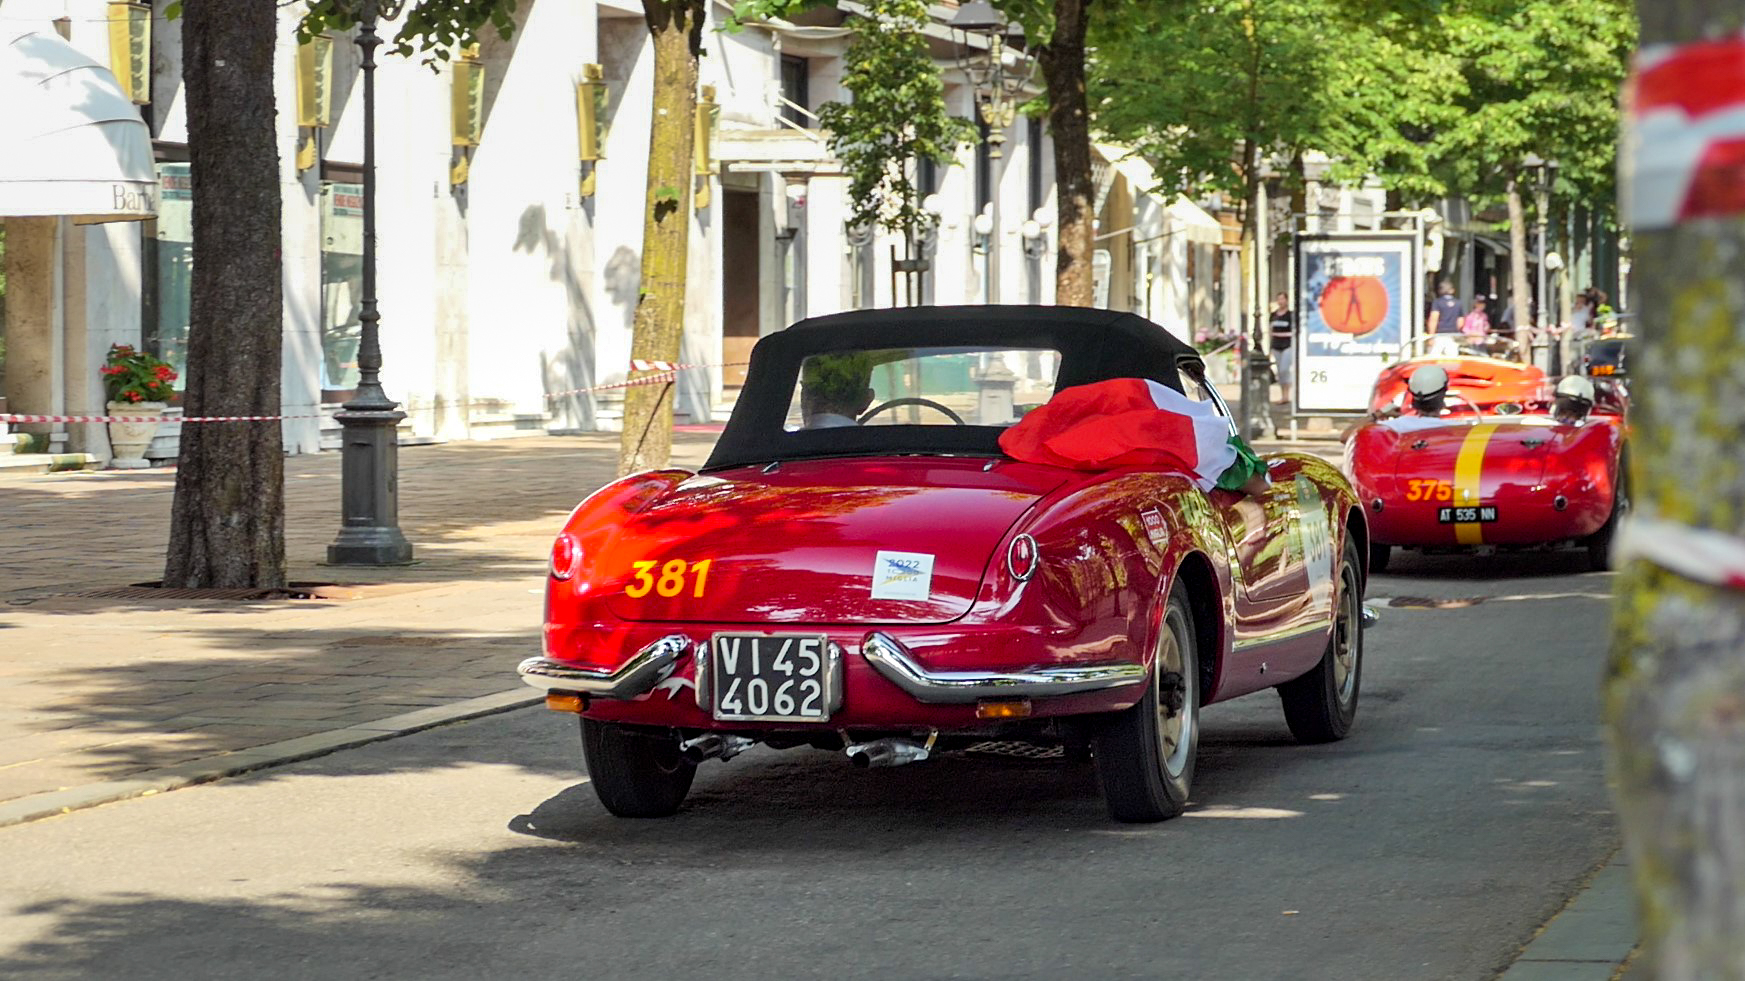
[1295, 233, 1421, 412]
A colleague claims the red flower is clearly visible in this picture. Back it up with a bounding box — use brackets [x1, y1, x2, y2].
[101, 365, 122, 376]
[154, 365, 174, 379]
[125, 391, 142, 402]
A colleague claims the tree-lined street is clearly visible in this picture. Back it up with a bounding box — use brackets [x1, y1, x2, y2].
[0, 553, 1619, 980]
[13, 0, 1745, 976]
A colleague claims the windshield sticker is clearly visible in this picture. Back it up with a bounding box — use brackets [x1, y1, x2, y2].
[872, 550, 935, 601]
[1141, 508, 1169, 547]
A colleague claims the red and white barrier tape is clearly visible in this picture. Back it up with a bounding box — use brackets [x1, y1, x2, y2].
[0, 412, 324, 425]
[1615, 516, 1745, 590]
[3, 360, 751, 425]
[545, 359, 749, 401]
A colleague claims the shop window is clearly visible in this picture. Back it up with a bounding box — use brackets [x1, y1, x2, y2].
[146, 160, 192, 387]
[319, 179, 364, 399]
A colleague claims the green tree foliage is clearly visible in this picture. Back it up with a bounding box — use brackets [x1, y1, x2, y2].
[299, 0, 517, 57]
[1092, 0, 1450, 208]
[1090, 0, 1631, 213]
[813, 0, 973, 243]
[1431, 0, 1636, 212]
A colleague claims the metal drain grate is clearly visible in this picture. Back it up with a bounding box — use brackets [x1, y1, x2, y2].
[1387, 595, 1489, 609]
[963, 741, 1065, 760]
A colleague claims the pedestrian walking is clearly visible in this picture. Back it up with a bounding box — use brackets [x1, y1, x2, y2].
[1268, 292, 1295, 405]
[1426, 280, 1463, 356]
[1592, 290, 1620, 334]
[1460, 295, 1492, 343]
[1571, 293, 1593, 336]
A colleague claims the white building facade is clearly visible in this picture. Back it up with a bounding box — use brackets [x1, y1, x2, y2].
[1, 0, 1225, 465]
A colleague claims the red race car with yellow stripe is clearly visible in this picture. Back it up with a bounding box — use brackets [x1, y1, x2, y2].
[1345, 354, 1628, 571]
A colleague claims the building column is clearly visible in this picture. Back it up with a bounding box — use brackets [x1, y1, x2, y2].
[2, 217, 64, 451]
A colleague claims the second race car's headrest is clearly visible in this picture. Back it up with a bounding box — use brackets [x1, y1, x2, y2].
[1408, 365, 1450, 399]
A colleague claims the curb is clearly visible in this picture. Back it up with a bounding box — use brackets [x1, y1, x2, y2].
[1498, 852, 1637, 980]
[0, 689, 541, 830]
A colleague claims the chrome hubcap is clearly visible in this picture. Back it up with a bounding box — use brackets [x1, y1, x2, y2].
[1332, 570, 1360, 703]
[1156, 615, 1194, 778]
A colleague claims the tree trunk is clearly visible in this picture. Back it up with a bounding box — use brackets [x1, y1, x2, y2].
[164, 0, 285, 589]
[1037, 0, 1093, 307]
[618, 0, 705, 476]
[1506, 175, 1531, 348]
[1606, 8, 1745, 977]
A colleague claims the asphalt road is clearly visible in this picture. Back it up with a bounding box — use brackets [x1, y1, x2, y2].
[0, 552, 1619, 981]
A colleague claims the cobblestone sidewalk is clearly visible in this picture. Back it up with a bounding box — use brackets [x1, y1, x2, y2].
[0, 434, 716, 805]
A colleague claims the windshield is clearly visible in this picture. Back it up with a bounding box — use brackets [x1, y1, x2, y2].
[784, 346, 1062, 432]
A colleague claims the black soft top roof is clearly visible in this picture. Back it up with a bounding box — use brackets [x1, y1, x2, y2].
[703, 305, 1199, 471]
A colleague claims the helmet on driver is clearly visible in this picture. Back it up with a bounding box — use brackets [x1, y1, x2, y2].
[1407, 365, 1450, 415]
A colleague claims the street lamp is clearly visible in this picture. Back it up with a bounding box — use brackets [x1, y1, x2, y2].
[328, 0, 413, 566]
[1523, 153, 1560, 373]
[950, 2, 1028, 306]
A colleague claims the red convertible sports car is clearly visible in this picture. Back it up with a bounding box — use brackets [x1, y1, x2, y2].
[1346, 353, 1628, 572]
[520, 307, 1370, 822]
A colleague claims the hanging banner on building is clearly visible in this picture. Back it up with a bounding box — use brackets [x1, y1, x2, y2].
[1295, 232, 1421, 412]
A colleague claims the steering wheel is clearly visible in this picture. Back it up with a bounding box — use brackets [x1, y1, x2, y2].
[858, 397, 966, 426]
[1447, 391, 1484, 421]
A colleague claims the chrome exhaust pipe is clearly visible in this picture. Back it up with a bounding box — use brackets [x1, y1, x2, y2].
[1361, 605, 1381, 629]
[680, 733, 756, 764]
[844, 731, 936, 768]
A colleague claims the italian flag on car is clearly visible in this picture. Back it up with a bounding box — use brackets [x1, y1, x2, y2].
[999, 378, 1265, 491]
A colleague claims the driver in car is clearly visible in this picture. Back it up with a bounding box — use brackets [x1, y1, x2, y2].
[1405, 365, 1451, 416]
[799, 353, 876, 429]
[1552, 375, 1597, 425]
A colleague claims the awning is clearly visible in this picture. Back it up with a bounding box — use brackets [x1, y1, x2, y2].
[1093, 143, 1224, 246]
[0, 28, 156, 223]
[1164, 196, 1224, 246]
[1473, 234, 1511, 256]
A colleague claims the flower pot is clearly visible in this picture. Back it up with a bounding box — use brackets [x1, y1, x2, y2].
[106, 401, 166, 469]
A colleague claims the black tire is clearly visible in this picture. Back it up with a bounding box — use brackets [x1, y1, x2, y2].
[1586, 460, 1629, 572]
[1279, 538, 1364, 744]
[1095, 592, 1199, 822]
[580, 718, 696, 818]
[1368, 541, 1391, 574]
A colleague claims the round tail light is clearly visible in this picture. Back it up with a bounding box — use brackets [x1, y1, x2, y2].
[1007, 534, 1039, 582]
[549, 533, 583, 581]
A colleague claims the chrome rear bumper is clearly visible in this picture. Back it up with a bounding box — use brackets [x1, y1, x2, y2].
[517, 634, 689, 699]
[860, 632, 1146, 704]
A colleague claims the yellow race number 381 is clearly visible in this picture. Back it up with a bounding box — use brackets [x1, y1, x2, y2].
[625, 559, 713, 598]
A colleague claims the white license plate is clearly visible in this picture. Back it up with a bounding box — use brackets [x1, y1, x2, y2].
[711, 633, 832, 722]
[1438, 505, 1499, 523]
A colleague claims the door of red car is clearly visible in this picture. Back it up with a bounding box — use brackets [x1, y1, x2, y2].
[1182, 374, 1314, 636]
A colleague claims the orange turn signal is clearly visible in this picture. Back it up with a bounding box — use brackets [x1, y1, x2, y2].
[545, 692, 587, 713]
[976, 698, 1032, 720]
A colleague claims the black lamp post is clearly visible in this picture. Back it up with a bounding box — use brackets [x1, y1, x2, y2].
[1523, 153, 1559, 373]
[950, 1, 1026, 306]
[328, 0, 413, 565]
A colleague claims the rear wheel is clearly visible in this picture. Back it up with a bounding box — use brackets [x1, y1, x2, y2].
[1279, 538, 1363, 743]
[580, 718, 696, 818]
[1095, 592, 1199, 822]
[1586, 461, 1629, 572]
